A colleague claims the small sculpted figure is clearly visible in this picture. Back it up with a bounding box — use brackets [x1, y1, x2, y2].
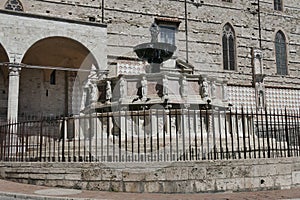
[141, 76, 147, 101]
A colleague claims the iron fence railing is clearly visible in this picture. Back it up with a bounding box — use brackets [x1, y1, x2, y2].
[0, 108, 299, 162]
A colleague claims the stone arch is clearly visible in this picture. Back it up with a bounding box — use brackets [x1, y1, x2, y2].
[0, 43, 9, 119]
[0, 43, 9, 87]
[0, 43, 9, 64]
[20, 36, 98, 117]
[22, 36, 98, 69]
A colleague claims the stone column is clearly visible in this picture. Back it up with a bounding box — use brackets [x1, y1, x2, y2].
[7, 64, 21, 123]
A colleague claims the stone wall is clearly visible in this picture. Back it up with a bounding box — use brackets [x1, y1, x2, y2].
[0, 1, 298, 116]
[19, 68, 66, 116]
[1, 158, 300, 193]
[0, 10, 107, 117]
[0, 68, 7, 119]
[228, 85, 300, 110]
[9, 0, 299, 89]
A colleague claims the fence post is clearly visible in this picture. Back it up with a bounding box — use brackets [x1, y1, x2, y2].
[235, 108, 241, 159]
[297, 109, 300, 156]
[241, 107, 247, 159]
[4, 124, 8, 161]
[39, 120, 43, 162]
[0, 125, 3, 161]
[89, 113, 92, 162]
[62, 118, 66, 162]
[265, 107, 271, 158]
[285, 109, 291, 157]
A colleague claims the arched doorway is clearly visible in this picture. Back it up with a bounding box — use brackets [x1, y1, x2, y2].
[0, 44, 9, 120]
[21, 36, 98, 118]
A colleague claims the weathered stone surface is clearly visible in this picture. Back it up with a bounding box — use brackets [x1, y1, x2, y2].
[292, 171, 300, 185]
[144, 168, 166, 181]
[275, 175, 292, 187]
[244, 177, 261, 190]
[122, 170, 146, 181]
[165, 167, 189, 180]
[81, 169, 102, 181]
[250, 164, 277, 177]
[144, 181, 164, 193]
[1, 158, 300, 193]
[86, 181, 110, 191]
[188, 166, 206, 180]
[0, 0, 298, 118]
[0, 10, 107, 117]
[124, 181, 144, 193]
[101, 168, 122, 181]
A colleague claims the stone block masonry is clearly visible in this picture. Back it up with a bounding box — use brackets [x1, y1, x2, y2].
[5, 0, 296, 115]
[0, 158, 300, 193]
[12, 0, 300, 89]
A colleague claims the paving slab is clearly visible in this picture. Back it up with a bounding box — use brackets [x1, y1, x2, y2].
[34, 188, 82, 196]
[1, 179, 300, 200]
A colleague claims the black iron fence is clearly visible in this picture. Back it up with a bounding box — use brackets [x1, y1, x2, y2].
[0, 108, 299, 162]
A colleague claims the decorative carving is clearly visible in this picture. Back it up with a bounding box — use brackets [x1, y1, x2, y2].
[265, 88, 299, 110]
[256, 81, 265, 109]
[117, 62, 145, 75]
[80, 65, 100, 110]
[5, 0, 24, 11]
[223, 24, 234, 38]
[201, 77, 209, 99]
[119, 77, 127, 99]
[191, 0, 203, 7]
[141, 76, 148, 101]
[80, 82, 90, 111]
[150, 23, 159, 43]
[89, 80, 99, 104]
[162, 75, 168, 99]
[181, 76, 188, 98]
[227, 86, 256, 110]
[106, 80, 112, 103]
[252, 49, 264, 82]
[9, 65, 21, 76]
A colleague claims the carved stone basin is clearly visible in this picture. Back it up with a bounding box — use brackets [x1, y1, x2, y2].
[133, 42, 176, 64]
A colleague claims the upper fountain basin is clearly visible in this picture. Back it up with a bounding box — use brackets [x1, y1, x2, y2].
[134, 42, 177, 64]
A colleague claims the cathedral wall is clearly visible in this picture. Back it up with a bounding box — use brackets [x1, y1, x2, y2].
[0, 0, 298, 113]
[16, 0, 300, 89]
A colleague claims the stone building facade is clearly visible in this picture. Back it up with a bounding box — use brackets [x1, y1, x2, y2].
[0, 0, 299, 120]
[0, 1, 107, 121]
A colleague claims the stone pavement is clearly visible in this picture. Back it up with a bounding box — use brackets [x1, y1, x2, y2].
[0, 179, 300, 200]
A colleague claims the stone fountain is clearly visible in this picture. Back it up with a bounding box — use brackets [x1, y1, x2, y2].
[82, 23, 229, 112]
[78, 23, 231, 159]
